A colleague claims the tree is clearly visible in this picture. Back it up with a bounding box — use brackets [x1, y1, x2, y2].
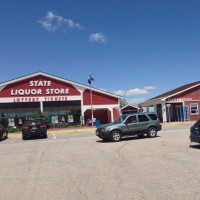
[32, 111, 52, 128]
[119, 98, 128, 108]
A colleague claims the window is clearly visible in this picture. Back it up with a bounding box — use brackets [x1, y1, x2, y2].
[125, 116, 137, 124]
[148, 114, 158, 120]
[115, 115, 127, 124]
[190, 104, 199, 115]
[138, 115, 149, 122]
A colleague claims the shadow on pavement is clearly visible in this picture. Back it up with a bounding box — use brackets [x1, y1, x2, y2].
[96, 135, 160, 143]
[189, 144, 200, 149]
[23, 136, 48, 141]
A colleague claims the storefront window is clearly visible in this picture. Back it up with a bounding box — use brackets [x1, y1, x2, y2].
[190, 103, 199, 115]
[8, 118, 15, 127]
[59, 110, 67, 115]
[51, 116, 59, 124]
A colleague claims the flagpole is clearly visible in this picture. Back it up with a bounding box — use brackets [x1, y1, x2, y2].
[89, 73, 94, 126]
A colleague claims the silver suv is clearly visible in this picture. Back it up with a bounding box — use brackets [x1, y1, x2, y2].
[96, 113, 162, 142]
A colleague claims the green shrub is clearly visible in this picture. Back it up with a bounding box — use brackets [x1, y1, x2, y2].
[32, 111, 52, 129]
[7, 127, 22, 133]
[58, 125, 68, 128]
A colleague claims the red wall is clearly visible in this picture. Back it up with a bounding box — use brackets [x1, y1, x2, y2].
[0, 75, 80, 97]
[113, 108, 120, 121]
[83, 89, 118, 105]
[167, 85, 200, 100]
[167, 85, 200, 121]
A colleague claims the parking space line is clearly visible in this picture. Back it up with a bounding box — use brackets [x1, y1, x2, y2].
[53, 134, 56, 140]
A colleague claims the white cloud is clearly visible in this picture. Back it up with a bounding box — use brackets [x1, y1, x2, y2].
[114, 88, 148, 96]
[89, 32, 107, 43]
[38, 11, 83, 32]
[127, 98, 146, 105]
[113, 86, 156, 97]
[144, 86, 155, 90]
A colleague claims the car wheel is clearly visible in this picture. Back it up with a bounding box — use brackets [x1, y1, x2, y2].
[22, 135, 26, 140]
[111, 131, 121, 142]
[43, 132, 48, 138]
[147, 127, 157, 138]
[137, 134, 144, 138]
[5, 131, 8, 139]
[0, 133, 3, 141]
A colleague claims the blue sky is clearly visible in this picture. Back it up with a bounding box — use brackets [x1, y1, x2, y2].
[0, 0, 200, 105]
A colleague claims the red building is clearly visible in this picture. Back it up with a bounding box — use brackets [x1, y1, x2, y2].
[139, 81, 200, 122]
[0, 72, 121, 127]
[120, 104, 140, 115]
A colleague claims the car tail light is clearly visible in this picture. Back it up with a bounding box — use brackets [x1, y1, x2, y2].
[40, 124, 46, 128]
[159, 120, 161, 124]
[22, 125, 28, 130]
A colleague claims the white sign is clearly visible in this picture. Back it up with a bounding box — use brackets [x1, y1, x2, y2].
[167, 98, 192, 102]
[13, 96, 67, 102]
[10, 81, 69, 96]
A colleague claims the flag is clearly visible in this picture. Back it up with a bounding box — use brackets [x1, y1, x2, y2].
[88, 74, 94, 84]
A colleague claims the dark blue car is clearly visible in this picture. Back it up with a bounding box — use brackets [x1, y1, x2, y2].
[190, 119, 200, 144]
[0, 125, 8, 141]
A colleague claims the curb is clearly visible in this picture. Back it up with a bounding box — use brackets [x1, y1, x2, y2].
[7, 128, 97, 138]
[162, 121, 195, 126]
[47, 128, 96, 134]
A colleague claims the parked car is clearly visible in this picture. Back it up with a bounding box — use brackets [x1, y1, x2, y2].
[0, 125, 8, 141]
[96, 113, 162, 142]
[190, 119, 200, 144]
[22, 118, 48, 140]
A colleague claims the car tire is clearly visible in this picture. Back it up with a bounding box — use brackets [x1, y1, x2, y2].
[43, 132, 48, 138]
[137, 134, 144, 138]
[147, 127, 157, 138]
[111, 131, 121, 142]
[0, 133, 3, 141]
[5, 130, 8, 139]
[22, 135, 26, 140]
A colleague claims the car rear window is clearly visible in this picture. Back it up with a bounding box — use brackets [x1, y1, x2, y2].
[148, 114, 158, 120]
[24, 120, 44, 125]
[138, 115, 149, 122]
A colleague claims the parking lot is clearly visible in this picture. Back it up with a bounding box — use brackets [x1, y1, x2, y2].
[0, 124, 200, 200]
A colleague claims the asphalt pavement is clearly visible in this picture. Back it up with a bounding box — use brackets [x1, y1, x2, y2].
[1, 123, 200, 200]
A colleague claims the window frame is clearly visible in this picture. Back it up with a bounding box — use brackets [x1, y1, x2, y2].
[125, 115, 137, 124]
[190, 103, 199, 115]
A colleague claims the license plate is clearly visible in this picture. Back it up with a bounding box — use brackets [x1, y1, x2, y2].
[194, 130, 199, 134]
[32, 126, 37, 130]
[96, 132, 99, 136]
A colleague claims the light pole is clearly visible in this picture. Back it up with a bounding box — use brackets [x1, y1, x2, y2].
[124, 91, 127, 101]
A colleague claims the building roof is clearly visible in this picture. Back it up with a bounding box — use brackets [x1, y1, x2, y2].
[149, 80, 200, 101]
[0, 71, 121, 99]
[120, 104, 140, 111]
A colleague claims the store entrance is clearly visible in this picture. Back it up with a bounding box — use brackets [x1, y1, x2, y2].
[174, 104, 189, 121]
[84, 109, 111, 125]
